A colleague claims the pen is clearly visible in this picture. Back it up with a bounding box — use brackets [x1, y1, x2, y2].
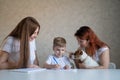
[53, 57, 58, 64]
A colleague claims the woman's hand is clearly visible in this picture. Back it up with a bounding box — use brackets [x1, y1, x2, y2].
[78, 63, 87, 69]
[27, 64, 40, 68]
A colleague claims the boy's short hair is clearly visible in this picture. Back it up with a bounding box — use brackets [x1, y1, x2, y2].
[53, 37, 66, 47]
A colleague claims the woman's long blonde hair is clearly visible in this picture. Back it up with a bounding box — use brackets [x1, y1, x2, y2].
[1, 17, 40, 68]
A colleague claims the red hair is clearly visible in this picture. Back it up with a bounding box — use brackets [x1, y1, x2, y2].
[75, 26, 109, 56]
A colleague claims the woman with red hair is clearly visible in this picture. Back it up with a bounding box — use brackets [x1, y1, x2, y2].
[74, 26, 110, 69]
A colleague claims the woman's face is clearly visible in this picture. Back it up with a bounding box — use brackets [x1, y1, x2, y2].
[76, 37, 89, 48]
[29, 27, 39, 41]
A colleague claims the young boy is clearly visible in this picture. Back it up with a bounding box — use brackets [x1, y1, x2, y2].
[44, 37, 71, 70]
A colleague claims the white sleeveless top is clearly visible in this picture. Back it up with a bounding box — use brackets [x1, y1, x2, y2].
[1, 36, 36, 65]
[93, 47, 109, 63]
[82, 46, 109, 63]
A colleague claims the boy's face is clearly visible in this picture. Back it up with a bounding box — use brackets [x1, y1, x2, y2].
[53, 46, 66, 58]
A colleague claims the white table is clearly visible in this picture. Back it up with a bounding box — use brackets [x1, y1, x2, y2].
[0, 69, 120, 80]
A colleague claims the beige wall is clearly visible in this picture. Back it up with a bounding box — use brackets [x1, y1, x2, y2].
[0, 0, 120, 68]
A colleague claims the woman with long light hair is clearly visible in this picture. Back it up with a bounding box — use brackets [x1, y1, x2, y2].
[0, 17, 40, 69]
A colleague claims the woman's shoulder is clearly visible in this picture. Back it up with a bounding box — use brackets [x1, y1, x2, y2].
[6, 36, 19, 41]
[98, 46, 109, 52]
[6, 36, 14, 41]
[4, 36, 16, 44]
[97, 46, 109, 56]
[4, 36, 20, 47]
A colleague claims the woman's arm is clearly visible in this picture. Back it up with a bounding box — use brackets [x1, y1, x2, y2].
[34, 51, 39, 66]
[0, 51, 18, 69]
[27, 51, 40, 68]
[77, 49, 110, 69]
[94, 49, 110, 69]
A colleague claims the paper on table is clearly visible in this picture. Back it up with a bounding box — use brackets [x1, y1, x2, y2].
[10, 68, 46, 73]
[51, 68, 78, 72]
[60, 69, 77, 72]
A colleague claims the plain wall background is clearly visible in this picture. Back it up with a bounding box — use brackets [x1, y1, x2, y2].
[0, 0, 120, 68]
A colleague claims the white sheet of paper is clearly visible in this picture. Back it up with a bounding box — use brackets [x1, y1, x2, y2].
[10, 68, 46, 73]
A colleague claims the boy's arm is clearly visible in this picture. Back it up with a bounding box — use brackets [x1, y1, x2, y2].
[64, 57, 73, 68]
[44, 63, 61, 69]
[43, 55, 61, 69]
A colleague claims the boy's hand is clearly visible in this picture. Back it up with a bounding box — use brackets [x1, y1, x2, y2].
[53, 64, 61, 69]
[63, 65, 70, 69]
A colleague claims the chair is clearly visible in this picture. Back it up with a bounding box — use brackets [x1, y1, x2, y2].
[109, 62, 116, 69]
